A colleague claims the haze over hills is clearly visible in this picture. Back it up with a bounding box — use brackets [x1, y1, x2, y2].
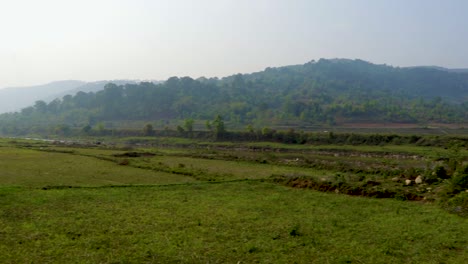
[0, 80, 146, 114]
[0, 80, 85, 114]
[404, 65, 468, 73]
[42, 80, 143, 103]
[0, 58, 467, 136]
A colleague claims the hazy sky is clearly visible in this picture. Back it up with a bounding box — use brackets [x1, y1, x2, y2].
[1, 0, 467, 88]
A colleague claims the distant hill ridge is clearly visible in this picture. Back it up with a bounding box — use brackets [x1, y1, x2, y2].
[0, 80, 85, 114]
[0, 80, 149, 114]
[404, 65, 468, 73]
[0, 58, 466, 134]
[237, 58, 468, 103]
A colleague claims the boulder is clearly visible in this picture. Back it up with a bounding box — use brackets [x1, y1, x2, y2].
[405, 179, 412, 185]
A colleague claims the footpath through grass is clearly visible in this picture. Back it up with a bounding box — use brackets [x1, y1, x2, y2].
[1, 181, 467, 263]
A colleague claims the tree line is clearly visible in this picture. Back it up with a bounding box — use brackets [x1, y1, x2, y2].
[0, 59, 467, 136]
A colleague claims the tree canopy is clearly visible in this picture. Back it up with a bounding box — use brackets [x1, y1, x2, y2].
[0, 59, 467, 136]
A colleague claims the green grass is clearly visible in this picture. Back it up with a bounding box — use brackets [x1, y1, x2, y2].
[114, 136, 467, 159]
[130, 155, 336, 181]
[0, 181, 466, 263]
[246, 141, 468, 158]
[0, 147, 193, 187]
[1, 138, 467, 263]
[25, 144, 336, 182]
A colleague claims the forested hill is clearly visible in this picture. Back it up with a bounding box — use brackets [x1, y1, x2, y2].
[240, 59, 467, 103]
[1, 59, 467, 135]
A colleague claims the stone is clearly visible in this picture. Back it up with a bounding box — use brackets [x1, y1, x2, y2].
[405, 179, 412, 185]
[391, 177, 400, 182]
[415, 175, 423, 184]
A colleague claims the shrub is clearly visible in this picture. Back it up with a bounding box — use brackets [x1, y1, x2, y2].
[434, 166, 449, 179]
[450, 165, 468, 193]
[442, 192, 468, 218]
[438, 165, 468, 202]
[425, 166, 448, 184]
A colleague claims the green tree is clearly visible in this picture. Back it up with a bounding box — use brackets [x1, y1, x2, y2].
[184, 119, 194, 133]
[34, 100, 47, 113]
[143, 123, 154, 136]
[205, 120, 212, 131]
[21, 106, 34, 116]
[47, 99, 61, 114]
[212, 115, 226, 139]
[176, 125, 185, 135]
[55, 124, 71, 136]
[246, 124, 254, 133]
[96, 122, 106, 135]
[261, 127, 275, 139]
[82, 124, 92, 135]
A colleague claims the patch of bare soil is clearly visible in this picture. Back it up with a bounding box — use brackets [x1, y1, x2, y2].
[339, 122, 467, 129]
[113, 152, 156, 158]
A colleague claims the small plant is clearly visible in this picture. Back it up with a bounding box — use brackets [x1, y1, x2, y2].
[248, 246, 259, 253]
[289, 224, 301, 237]
[333, 173, 347, 188]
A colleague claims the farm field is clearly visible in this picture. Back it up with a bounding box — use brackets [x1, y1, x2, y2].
[0, 137, 467, 263]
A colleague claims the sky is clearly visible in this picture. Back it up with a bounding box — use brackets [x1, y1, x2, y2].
[1, 0, 467, 88]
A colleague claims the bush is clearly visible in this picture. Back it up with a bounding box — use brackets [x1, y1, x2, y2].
[434, 166, 449, 179]
[442, 192, 468, 217]
[438, 165, 468, 205]
[449, 165, 468, 193]
[425, 166, 448, 184]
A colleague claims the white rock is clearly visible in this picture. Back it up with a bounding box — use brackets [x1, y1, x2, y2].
[415, 175, 423, 184]
[405, 179, 412, 185]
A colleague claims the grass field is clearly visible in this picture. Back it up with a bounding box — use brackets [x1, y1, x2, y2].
[1, 182, 467, 263]
[0, 146, 194, 187]
[0, 138, 467, 263]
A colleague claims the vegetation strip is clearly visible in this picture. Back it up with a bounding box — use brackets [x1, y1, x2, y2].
[3, 137, 466, 218]
[39, 178, 263, 190]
